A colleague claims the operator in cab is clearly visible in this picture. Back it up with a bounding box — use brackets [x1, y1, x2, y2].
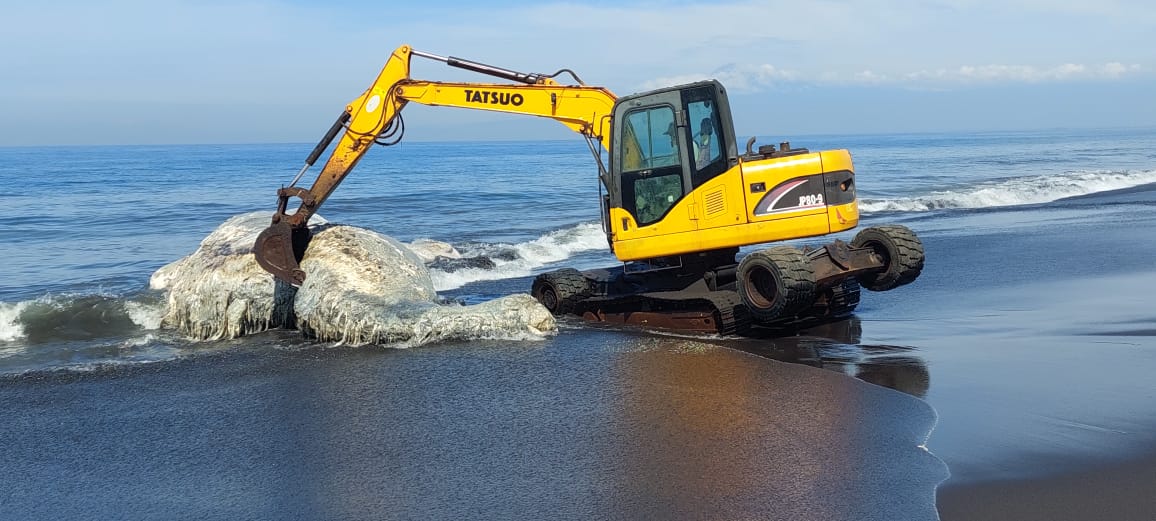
[694, 117, 714, 169]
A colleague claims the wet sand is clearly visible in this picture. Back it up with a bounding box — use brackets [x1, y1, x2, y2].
[872, 198, 1156, 520]
[742, 302, 1156, 521]
[937, 452, 1156, 521]
[0, 331, 947, 520]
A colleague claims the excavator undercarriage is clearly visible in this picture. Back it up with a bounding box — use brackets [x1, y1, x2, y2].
[532, 224, 923, 335]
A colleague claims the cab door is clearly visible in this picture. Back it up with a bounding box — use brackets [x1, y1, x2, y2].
[680, 83, 746, 234]
[607, 89, 697, 245]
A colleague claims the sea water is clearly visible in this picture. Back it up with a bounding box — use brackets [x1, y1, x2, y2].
[1, 128, 1154, 371]
[2, 127, 1156, 519]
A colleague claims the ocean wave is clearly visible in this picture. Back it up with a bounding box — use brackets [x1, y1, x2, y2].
[425, 222, 607, 291]
[0, 294, 164, 343]
[0, 302, 29, 342]
[861, 169, 1156, 213]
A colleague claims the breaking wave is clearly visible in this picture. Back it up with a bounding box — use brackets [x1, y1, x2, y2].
[417, 222, 608, 291]
[0, 294, 165, 343]
[861, 169, 1156, 213]
[0, 302, 28, 342]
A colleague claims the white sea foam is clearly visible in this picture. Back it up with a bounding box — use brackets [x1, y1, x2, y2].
[125, 300, 165, 330]
[120, 333, 160, 348]
[407, 238, 463, 263]
[861, 169, 1156, 213]
[0, 302, 28, 342]
[429, 222, 607, 291]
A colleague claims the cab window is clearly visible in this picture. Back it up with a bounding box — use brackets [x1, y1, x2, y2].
[688, 100, 721, 169]
[622, 106, 679, 171]
[620, 105, 684, 226]
[684, 90, 726, 187]
[632, 173, 682, 225]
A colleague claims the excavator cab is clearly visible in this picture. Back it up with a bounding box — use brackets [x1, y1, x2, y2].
[606, 80, 751, 261]
[609, 80, 738, 230]
[604, 79, 864, 264]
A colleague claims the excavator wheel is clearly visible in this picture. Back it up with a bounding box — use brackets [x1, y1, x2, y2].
[850, 225, 925, 292]
[531, 268, 594, 315]
[737, 246, 816, 323]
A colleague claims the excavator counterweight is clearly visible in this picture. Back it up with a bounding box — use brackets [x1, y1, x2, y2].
[253, 44, 924, 335]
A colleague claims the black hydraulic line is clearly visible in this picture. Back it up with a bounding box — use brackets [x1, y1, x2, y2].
[375, 113, 405, 146]
[545, 68, 586, 85]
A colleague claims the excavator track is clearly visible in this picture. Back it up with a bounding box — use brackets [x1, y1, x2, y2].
[577, 289, 751, 336]
[709, 292, 752, 336]
[810, 278, 861, 320]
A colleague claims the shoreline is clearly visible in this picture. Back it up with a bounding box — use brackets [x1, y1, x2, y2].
[936, 450, 1156, 520]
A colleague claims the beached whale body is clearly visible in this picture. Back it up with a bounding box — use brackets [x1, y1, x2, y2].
[150, 212, 556, 345]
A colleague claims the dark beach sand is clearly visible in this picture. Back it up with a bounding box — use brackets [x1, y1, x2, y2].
[872, 192, 1156, 520]
[0, 330, 947, 520]
[938, 452, 1156, 521]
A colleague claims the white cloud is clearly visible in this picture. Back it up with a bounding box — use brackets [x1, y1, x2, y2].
[852, 70, 891, 85]
[902, 63, 1144, 84]
[641, 64, 801, 92]
[646, 61, 1145, 92]
[1102, 62, 1142, 78]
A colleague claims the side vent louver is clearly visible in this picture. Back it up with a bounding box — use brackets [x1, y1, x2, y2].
[705, 188, 726, 217]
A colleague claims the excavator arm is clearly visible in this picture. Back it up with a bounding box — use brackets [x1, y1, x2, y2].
[254, 45, 618, 285]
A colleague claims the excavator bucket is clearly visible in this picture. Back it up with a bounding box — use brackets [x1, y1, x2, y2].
[253, 221, 311, 286]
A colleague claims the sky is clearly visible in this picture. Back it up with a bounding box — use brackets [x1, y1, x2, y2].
[1, 0, 1154, 146]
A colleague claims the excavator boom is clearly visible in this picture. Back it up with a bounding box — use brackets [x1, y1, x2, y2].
[254, 45, 618, 285]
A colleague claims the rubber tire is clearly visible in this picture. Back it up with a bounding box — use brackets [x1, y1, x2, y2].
[737, 246, 816, 322]
[851, 225, 925, 292]
[531, 268, 593, 315]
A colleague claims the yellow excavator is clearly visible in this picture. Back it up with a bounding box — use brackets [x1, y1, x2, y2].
[254, 44, 924, 335]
